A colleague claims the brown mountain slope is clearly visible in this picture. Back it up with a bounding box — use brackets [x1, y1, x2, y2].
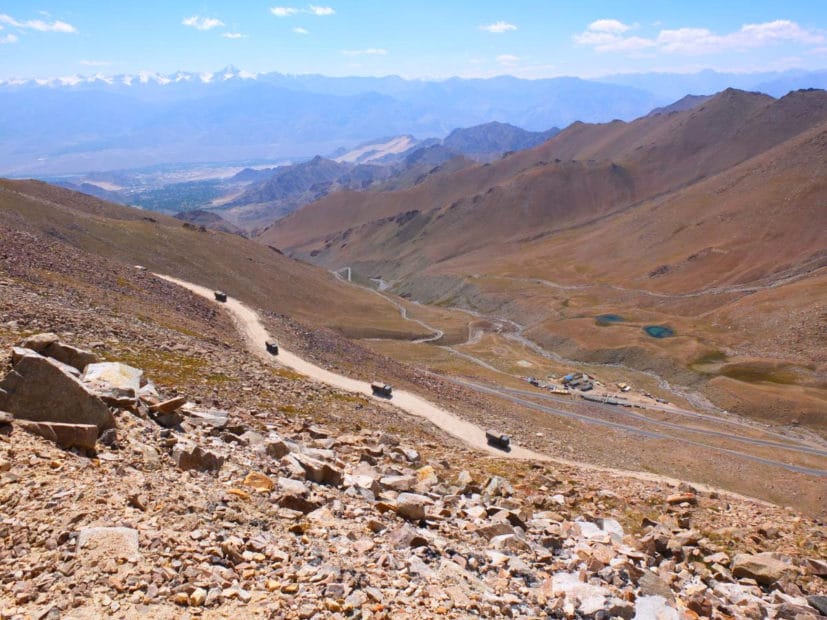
[0, 179, 426, 340]
[263, 89, 827, 261]
[259, 90, 827, 431]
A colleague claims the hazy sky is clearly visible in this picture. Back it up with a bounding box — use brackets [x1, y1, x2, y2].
[1, 1, 825, 80]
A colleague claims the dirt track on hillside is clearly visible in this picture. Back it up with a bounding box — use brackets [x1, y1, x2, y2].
[159, 274, 827, 508]
[155, 274, 544, 460]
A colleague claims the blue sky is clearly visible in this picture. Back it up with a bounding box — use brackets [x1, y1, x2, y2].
[0, 1, 825, 81]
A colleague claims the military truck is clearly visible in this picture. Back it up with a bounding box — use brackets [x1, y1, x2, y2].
[265, 340, 279, 355]
[214, 291, 228, 302]
[370, 381, 393, 398]
[485, 429, 511, 450]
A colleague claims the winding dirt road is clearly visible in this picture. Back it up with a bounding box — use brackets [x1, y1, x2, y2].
[155, 274, 543, 460]
[155, 272, 825, 505]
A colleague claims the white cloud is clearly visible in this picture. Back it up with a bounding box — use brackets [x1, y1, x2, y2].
[308, 5, 335, 16]
[481, 21, 517, 34]
[496, 54, 520, 65]
[80, 59, 111, 67]
[587, 19, 630, 34]
[575, 19, 824, 55]
[0, 33, 18, 44]
[271, 7, 299, 17]
[0, 13, 76, 33]
[222, 32, 246, 39]
[342, 48, 387, 56]
[182, 16, 225, 31]
[293, 27, 309, 35]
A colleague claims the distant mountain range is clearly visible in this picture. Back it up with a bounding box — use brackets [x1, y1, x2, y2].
[3, 67, 826, 176]
[213, 121, 559, 228]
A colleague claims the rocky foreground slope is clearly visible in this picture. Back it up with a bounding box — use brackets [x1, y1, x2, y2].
[0, 226, 826, 619]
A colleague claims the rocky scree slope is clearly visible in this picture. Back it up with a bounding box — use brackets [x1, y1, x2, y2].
[0, 223, 826, 618]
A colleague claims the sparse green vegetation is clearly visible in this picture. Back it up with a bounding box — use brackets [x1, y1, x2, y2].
[719, 363, 800, 385]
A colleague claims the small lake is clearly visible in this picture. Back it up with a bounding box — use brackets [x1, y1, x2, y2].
[596, 314, 625, 325]
[643, 325, 675, 338]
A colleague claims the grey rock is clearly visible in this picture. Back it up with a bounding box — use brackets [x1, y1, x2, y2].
[181, 406, 228, 429]
[0, 350, 114, 431]
[638, 571, 675, 601]
[807, 596, 827, 616]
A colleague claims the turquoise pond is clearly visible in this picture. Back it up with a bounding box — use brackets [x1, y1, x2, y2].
[643, 325, 675, 338]
[596, 314, 625, 324]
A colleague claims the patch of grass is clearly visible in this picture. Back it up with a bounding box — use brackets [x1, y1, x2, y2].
[273, 367, 304, 381]
[114, 348, 209, 387]
[719, 363, 800, 385]
[693, 350, 728, 365]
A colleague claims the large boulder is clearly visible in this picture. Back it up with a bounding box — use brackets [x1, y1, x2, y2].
[0, 350, 114, 432]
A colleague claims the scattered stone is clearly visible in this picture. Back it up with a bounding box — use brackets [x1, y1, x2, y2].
[244, 471, 275, 492]
[0, 410, 12, 435]
[173, 443, 225, 472]
[150, 396, 188, 414]
[17, 421, 98, 451]
[292, 453, 343, 486]
[638, 571, 675, 601]
[395, 492, 433, 521]
[666, 492, 698, 505]
[732, 553, 796, 585]
[634, 595, 679, 619]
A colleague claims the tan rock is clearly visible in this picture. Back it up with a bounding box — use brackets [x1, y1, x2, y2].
[732, 553, 796, 585]
[17, 421, 98, 451]
[173, 443, 225, 472]
[244, 471, 275, 492]
[150, 396, 187, 414]
[396, 492, 433, 521]
[43, 341, 99, 372]
[20, 332, 59, 352]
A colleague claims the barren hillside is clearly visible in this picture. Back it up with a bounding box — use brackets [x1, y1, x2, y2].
[260, 89, 827, 430]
